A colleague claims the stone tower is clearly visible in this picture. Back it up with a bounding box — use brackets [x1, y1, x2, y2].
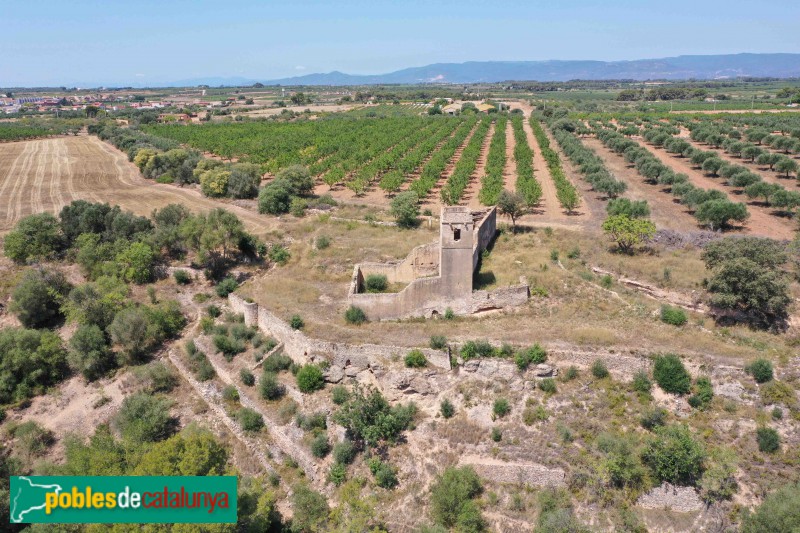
[439, 206, 474, 298]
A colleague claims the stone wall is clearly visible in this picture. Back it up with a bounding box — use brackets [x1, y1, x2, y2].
[356, 242, 439, 285]
[229, 294, 451, 372]
[472, 208, 497, 271]
[637, 483, 703, 512]
[471, 284, 530, 313]
[462, 460, 566, 488]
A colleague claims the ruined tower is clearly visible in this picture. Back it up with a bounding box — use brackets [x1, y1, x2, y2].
[439, 206, 474, 298]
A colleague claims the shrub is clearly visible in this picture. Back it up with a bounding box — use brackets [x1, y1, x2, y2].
[296, 364, 324, 393]
[539, 378, 557, 394]
[562, 366, 579, 381]
[4, 212, 62, 264]
[760, 380, 796, 406]
[430, 466, 483, 529]
[370, 459, 398, 489]
[68, 324, 113, 381]
[222, 385, 240, 402]
[460, 340, 494, 360]
[333, 440, 356, 465]
[291, 485, 329, 533]
[364, 274, 388, 293]
[328, 463, 346, 486]
[688, 377, 714, 410]
[237, 408, 264, 432]
[310, 433, 331, 458]
[206, 305, 221, 318]
[756, 427, 780, 453]
[523, 405, 548, 425]
[515, 344, 547, 370]
[136, 361, 177, 394]
[239, 368, 255, 386]
[195, 357, 215, 381]
[660, 305, 688, 326]
[259, 371, 285, 400]
[289, 314, 304, 330]
[653, 354, 691, 395]
[641, 424, 706, 485]
[268, 244, 290, 265]
[262, 352, 292, 373]
[315, 235, 331, 250]
[741, 482, 800, 532]
[331, 385, 350, 405]
[215, 277, 238, 297]
[404, 349, 428, 368]
[173, 269, 192, 285]
[444, 307, 455, 320]
[333, 384, 415, 448]
[430, 335, 447, 350]
[296, 411, 327, 432]
[390, 190, 420, 228]
[591, 359, 609, 379]
[640, 407, 668, 431]
[440, 399, 455, 419]
[491, 427, 502, 442]
[116, 393, 173, 443]
[11, 268, 71, 328]
[344, 305, 367, 325]
[772, 407, 783, 420]
[213, 334, 246, 360]
[632, 371, 652, 393]
[746, 359, 774, 384]
[493, 398, 510, 418]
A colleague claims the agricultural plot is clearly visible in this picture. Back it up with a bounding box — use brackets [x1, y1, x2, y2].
[0, 135, 276, 235]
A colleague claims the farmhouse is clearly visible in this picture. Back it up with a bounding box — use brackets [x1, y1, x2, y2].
[347, 206, 529, 320]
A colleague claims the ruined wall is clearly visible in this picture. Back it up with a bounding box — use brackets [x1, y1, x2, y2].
[229, 294, 451, 371]
[472, 208, 497, 270]
[470, 284, 530, 313]
[346, 207, 515, 320]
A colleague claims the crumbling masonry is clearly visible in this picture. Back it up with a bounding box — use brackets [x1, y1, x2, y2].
[347, 206, 529, 320]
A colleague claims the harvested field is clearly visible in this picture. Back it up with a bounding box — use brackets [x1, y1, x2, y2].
[0, 135, 277, 236]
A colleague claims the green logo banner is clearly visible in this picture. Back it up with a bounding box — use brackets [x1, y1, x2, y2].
[9, 476, 237, 524]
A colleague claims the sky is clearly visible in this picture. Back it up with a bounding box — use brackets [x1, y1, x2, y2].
[2, 0, 799, 87]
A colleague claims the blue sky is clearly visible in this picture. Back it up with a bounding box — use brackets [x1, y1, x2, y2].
[2, 0, 798, 86]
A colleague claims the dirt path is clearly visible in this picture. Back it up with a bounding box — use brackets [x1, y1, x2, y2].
[631, 138, 796, 240]
[466, 121, 495, 208]
[501, 117, 517, 193]
[582, 137, 703, 233]
[523, 113, 569, 221]
[0, 136, 278, 237]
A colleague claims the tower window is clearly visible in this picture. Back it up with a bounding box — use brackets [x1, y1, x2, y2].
[453, 228, 461, 241]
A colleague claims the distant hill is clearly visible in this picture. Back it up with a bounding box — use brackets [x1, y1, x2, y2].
[252, 54, 800, 86]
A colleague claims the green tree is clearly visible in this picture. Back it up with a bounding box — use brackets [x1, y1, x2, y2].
[653, 354, 692, 395]
[275, 164, 314, 196]
[227, 163, 262, 199]
[258, 180, 293, 215]
[115, 241, 155, 284]
[291, 484, 329, 533]
[115, 392, 173, 443]
[745, 359, 774, 384]
[3, 213, 62, 264]
[606, 198, 650, 219]
[133, 428, 228, 476]
[601, 214, 656, 254]
[497, 189, 527, 233]
[333, 384, 415, 448]
[430, 466, 483, 529]
[296, 364, 324, 393]
[68, 324, 112, 381]
[107, 306, 152, 363]
[641, 424, 706, 486]
[742, 482, 800, 533]
[0, 328, 68, 403]
[199, 167, 231, 197]
[694, 200, 748, 230]
[390, 191, 420, 228]
[699, 447, 738, 503]
[11, 268, 71, 328]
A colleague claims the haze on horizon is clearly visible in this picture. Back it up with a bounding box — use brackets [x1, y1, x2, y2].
[2, 0, 799, 87]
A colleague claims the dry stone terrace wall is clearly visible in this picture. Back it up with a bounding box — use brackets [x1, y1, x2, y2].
[228, 293, 452, 371]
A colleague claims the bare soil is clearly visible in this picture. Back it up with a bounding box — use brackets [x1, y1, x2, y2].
[632, 137, 796, 240]
[582, 137, 701, 233]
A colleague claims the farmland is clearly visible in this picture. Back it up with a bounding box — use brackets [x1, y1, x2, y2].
[1, 87, 800, 533]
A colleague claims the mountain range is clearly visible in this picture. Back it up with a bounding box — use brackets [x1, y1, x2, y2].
[170, 53, 800, 87]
